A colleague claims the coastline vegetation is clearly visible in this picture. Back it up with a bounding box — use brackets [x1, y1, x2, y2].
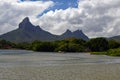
[91, 48, 120, 56]
[0, 38, 120, 56]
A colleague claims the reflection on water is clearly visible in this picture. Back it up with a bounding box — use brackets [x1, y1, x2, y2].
[0, 50, 120, 67]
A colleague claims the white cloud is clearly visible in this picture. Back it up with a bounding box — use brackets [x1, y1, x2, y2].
[0, 0, 54, 34]
[0, 0, 120, 38]
[38, 0, 120, 38]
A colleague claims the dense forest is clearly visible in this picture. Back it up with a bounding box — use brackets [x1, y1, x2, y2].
[0, 38, 120, 56]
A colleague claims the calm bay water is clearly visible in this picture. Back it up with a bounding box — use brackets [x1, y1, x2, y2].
[0, 50, 120, 80]
[0, 50, 33, 54]
[0, 50, 120, 67]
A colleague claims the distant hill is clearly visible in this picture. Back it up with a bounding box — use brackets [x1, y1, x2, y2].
[109, 35, 120, 41]
[0, 17, 89, 42]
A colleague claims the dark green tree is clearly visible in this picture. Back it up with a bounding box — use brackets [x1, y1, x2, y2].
[88, 38, 109, 52]
[55, 38, 86, 52]
[55, 43, 68, 52]
[0, 39, 15, 49]
[108, 40, 120, 49]
[31, 41, 57, 52]
[15, 42, 30, 49]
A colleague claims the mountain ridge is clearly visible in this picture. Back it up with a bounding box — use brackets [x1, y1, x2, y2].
[0, 17, 89, 42]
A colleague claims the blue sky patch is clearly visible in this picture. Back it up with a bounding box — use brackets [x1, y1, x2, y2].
[20, 0, 79, 17]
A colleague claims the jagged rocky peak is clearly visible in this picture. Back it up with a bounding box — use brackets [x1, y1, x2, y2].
[66, 29, 72, 33]
[73, 29, 82, 32]
[19, 17, 30, 25]
[65, 29, 83, 34]
[61, 29, 89, 40]
[64, 29, 84, 34]
[62, 29, 72, 36]
[73, 30, 83, 34]
[23, 17, 29, 22]
[19, 17, 34, 29]
[73, 30, 87, 37]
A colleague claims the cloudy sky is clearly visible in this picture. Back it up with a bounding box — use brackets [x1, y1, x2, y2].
[0, 0, 120, 38]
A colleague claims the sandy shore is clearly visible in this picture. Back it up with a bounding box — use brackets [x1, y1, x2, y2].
[0, 51, 120, 80]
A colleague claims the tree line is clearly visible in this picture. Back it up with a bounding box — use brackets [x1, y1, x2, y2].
[0, 38, 120, 53]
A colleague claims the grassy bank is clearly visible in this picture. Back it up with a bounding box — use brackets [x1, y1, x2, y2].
[91, 48, 120, 56]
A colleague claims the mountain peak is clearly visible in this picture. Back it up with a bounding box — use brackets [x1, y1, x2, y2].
[73, 30, 83, 34]
[23, 17, 29, 22]
[62, 29, 72, 36]
[19, 17, 33, 30]
[66, 29, 72, 33]
[61, 29, 89, 40]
